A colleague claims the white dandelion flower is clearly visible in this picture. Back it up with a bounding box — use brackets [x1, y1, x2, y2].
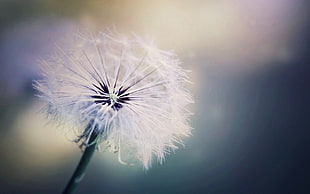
[34, 30, 193, 169]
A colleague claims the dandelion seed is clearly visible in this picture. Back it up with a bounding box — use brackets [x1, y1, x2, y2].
[34, 30, 193, 170]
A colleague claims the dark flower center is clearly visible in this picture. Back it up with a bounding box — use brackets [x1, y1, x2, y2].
[90, 84, 130, 111]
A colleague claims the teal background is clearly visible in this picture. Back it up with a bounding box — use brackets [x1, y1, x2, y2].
[0, 1, 309, 193]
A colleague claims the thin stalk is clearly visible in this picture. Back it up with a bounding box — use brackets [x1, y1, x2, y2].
[62, 132, 98, 194]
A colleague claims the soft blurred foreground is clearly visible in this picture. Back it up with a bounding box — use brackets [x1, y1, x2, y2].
[0, 1, 309, 193]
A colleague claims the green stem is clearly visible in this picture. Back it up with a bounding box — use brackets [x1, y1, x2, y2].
[62, 133, 97, 194]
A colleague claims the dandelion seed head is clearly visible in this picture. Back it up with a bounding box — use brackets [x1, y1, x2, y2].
[34, 30, 193, 169]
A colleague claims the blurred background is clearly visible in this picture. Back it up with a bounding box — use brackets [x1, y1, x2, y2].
[0, 0, 309, 193]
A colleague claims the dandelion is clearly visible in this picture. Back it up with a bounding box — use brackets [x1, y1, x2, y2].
[34, 30, 193, 193]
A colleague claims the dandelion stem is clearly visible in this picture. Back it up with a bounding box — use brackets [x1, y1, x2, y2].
[63, 132, 98, 194]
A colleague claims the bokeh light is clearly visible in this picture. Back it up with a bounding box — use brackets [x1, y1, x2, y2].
[1, 0, 309, 193]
